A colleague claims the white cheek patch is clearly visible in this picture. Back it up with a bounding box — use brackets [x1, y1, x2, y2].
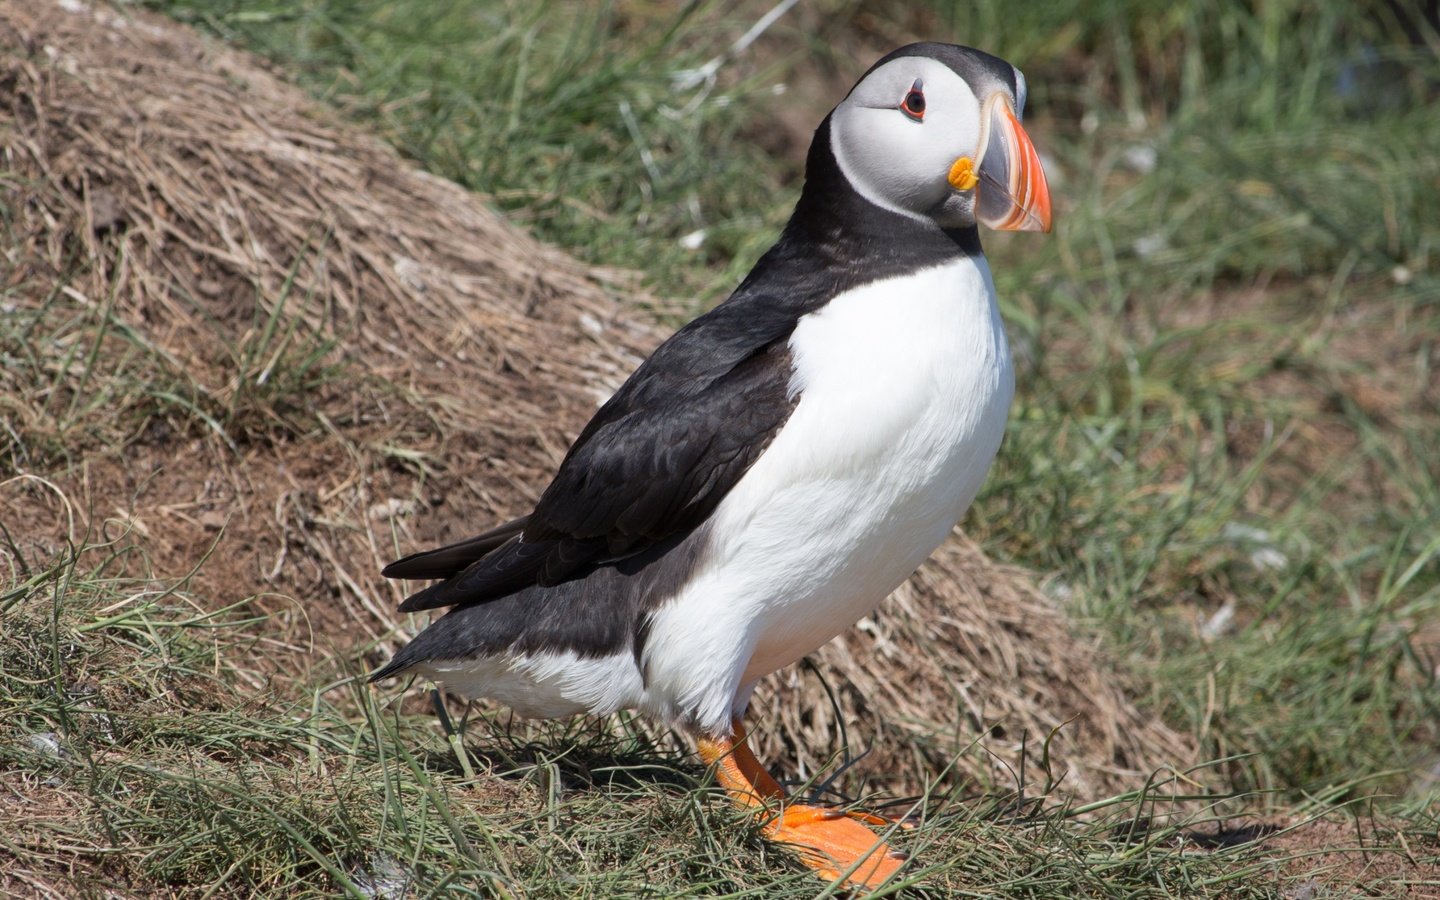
[831, 110, 941, 220]
[829, 59, 985, 220]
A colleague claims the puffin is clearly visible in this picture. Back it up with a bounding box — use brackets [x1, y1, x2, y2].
[373, 42, 1052, 889]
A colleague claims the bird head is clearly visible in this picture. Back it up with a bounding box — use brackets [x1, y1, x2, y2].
[828, 43, 1053, 234]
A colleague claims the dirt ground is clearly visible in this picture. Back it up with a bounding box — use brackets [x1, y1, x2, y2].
[2, 1, 1433, 894]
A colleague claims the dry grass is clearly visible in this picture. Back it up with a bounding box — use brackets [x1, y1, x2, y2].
[0, 2, 1193, 880]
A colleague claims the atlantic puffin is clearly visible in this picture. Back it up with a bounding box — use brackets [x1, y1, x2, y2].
[373, 42, 1052, 888]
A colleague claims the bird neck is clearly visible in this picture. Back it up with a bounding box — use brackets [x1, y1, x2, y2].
[718, 117, 984, 324]
[786, 115, 982, 270]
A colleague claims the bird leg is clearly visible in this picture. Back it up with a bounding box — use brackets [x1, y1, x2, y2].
[696, 720, 905, 889]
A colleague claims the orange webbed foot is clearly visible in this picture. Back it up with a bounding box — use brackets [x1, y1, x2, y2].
[763, 802, 907, 888]
[696, 720, 910, 890]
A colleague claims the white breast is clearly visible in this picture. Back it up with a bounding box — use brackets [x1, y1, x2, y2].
[640, 257, 1015, 733]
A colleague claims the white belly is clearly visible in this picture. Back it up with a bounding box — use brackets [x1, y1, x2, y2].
[641, 257, 1014, 733]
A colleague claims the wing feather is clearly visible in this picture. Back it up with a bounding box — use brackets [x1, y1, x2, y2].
[380, 516, 528, 580]
[382, 298, 802, 612]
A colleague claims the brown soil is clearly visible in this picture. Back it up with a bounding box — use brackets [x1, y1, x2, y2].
[1244, 816, 1440, 897]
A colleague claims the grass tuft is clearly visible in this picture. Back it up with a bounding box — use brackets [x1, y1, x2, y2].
[11, 534, 1426, 897]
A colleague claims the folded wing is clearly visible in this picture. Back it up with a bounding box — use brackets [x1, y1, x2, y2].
[383, 298, 803, 613]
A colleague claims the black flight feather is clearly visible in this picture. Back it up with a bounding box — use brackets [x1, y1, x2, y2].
[381, 516, 528, 580]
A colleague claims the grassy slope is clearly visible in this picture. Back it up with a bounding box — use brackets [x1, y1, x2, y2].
[4, 0, 1439, 895]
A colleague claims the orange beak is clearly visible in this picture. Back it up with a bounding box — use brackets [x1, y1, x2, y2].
[973, 97, 1053, 233]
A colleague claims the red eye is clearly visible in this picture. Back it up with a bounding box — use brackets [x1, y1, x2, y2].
[900, 79, 925, 121]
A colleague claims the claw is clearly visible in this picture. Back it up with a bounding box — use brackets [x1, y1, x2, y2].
[846, 808, 919, 830]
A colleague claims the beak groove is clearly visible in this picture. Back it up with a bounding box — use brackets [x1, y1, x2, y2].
[974, 98, 1053, 233]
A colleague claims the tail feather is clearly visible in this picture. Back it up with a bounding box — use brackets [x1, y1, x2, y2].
[395, 536, 557, 612]
[368, 657, 413, 683]
[382, 515, 529, 580]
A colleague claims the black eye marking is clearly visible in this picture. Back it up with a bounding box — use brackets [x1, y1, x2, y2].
[900, 78, 925, 121]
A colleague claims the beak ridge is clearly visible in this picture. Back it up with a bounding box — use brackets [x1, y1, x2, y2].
[975, 99, 1053, 233]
